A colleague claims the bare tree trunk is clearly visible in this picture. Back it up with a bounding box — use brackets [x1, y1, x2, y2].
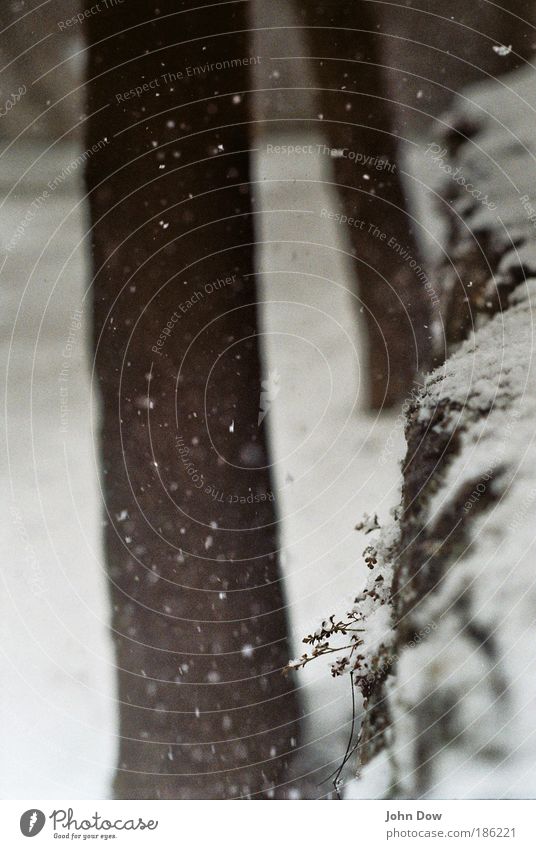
[85, 1, 307, 799]
[296, 0, 535, 408]
[298, 0, 432, 409]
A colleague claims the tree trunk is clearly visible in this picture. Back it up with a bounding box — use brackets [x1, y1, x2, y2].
[354, 62, 536, 798]
[84, 1, 307, 799]
[297, 0, 432, 408]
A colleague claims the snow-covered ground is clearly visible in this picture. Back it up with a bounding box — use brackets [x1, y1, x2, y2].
[0, 144, 117, 798]
[0, 135, 410, 798]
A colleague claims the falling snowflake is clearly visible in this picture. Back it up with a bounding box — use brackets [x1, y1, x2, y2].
[493, 44, 512, 56]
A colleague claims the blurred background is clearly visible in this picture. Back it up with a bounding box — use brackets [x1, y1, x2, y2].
[2, 0, 527, 798]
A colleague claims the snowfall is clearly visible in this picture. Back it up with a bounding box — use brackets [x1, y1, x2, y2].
[0, 3, 501, 800]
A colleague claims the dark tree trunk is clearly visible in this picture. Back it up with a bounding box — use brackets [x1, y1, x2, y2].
[84, 1, 306, 799]
[296, 0, 535, 407]
[296, 0, 433, 409]
[83, 0, 536, 799]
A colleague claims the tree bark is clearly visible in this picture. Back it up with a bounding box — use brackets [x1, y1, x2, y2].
[297, 0, 432, 408]
[85, 1, 307, 799]
[354, 63, 536, 798]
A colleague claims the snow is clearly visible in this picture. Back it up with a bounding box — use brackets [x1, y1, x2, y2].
[0, 144, 116, 799]
[492, 44, 513, 57]
[0, 0, 450, 799]
[254, 136, 406, 778]
[345, 280, 536, 797]
[355, 513, 381, 534]
[321, 65, 536, 798]
[0, 134, 406, 798]
[391, 288, 536, 798]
